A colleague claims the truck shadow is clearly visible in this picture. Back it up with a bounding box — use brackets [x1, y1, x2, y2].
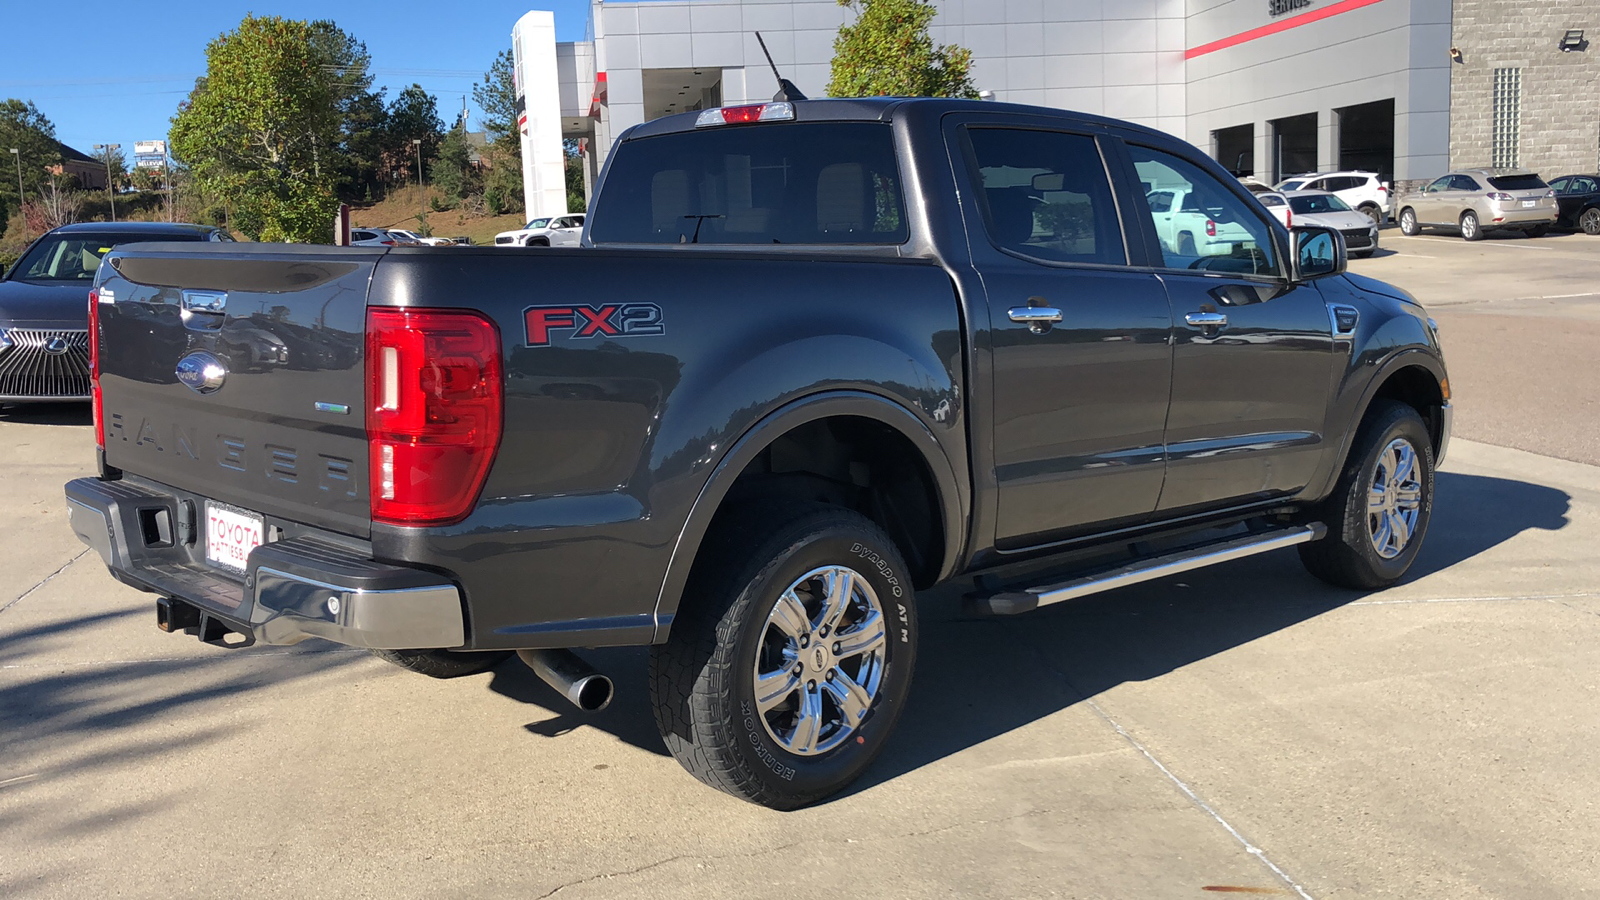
[484, 471, 1571, 799]
[0, 402, 92, 426]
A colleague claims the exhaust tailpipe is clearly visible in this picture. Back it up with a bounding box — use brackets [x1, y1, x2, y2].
[516, 649, 614, 712]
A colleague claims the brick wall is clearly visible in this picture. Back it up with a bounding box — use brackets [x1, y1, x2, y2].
[1451, 0, 1600, 175]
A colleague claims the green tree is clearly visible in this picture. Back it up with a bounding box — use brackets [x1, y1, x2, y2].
[473, 49, 519, 147]
[825, 0, 978, 99]
[309, 20, 389, 203]
[563, 139, 586, 214]
[169, 15, 342, 242]
[385, 84, 443, 183]
[0, 99, 63, 237]
[432, 124, 479, 203]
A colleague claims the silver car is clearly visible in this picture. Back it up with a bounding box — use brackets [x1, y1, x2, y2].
[1394, 168, 1558, 241]
[1283, 190, 1379, 257]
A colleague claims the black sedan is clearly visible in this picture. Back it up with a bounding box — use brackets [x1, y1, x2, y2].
[1548, 174, 1600, 235]
[0, 221, 232, 402]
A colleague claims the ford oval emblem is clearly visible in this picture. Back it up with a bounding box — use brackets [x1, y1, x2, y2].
[175, 351, 227, 395]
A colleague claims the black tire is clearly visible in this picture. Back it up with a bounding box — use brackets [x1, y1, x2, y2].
[1299, 400, 1435, 590]
[1460, 210, 1482, 241]
[1581, 208, 1600, 236]
[1527, 224, 1550, 238]
[526, 237, 549, 247]
[650, 504, 917, 810]
[1359, 204, 1384, 228]
[370, 648, 513, 678]
[1399, 207, 1419, 236]
[1177, 232, 1198, 256]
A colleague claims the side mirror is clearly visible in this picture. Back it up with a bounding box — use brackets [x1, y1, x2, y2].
[1290, 225, 1346, 282]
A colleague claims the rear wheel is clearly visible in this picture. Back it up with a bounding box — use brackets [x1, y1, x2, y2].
[1527, 224, 1550, 238]
[1580, 208, 1600, 236]
[1299, 400, 1434, 590]
[1177, 232, 1198, 256]
[1460, 210, 1482, 241]
[370, 648, 513, 678]
[1360, 204, 1383, 228]
[650, 504, 917, 810]
[1398, 207, 1419, 236]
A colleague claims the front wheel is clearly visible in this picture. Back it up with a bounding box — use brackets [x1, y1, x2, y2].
[1360, 205, 1384, 228]
[1460, 210, 1482, 241]
[1300, 400, 1435, 590]
[1399, 208, 1419, 236]
[1580, 208, 1600, 236]
[650, 505, 917, 809]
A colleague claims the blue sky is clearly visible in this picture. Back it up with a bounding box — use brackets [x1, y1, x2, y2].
[0, 2, 594, 157]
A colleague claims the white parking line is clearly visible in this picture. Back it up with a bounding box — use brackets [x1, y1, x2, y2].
[1406, 237, 1555, 251]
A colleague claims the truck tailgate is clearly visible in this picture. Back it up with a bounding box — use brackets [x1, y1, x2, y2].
[96, 244, 379, 538]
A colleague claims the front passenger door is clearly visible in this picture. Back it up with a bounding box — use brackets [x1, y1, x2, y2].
[1123, 143, 1336, 514]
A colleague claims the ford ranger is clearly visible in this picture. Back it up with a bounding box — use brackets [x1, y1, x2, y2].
[66, 97, 1450, 809]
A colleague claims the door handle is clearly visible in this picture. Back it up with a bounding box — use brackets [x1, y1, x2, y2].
[1185, 311, 1229, 329]
[1008, 306, 1064, 324]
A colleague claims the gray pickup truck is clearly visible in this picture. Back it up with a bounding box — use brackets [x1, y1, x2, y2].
[66, 97, 1449, 809]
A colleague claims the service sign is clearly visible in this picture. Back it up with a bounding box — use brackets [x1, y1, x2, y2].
[1268, 0, 1312, 15]
[134, 140, 166, 156]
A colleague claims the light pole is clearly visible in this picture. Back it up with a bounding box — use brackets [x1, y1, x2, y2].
[8, 148, 21, 230]
[93, 143, 120, 222]
[412, 138, 424, 230]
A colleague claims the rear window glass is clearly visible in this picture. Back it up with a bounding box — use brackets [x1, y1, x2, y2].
[1487, 174, 1547, 191]
[13, 232, 204, 281]
[590, 122, 908, 245]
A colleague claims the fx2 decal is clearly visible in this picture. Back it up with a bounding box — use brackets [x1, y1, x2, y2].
[523, 303, 665, 347]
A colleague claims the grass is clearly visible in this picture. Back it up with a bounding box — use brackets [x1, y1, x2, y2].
[350, 185, 528, 246]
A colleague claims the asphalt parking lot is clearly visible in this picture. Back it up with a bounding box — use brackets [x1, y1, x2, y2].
[2, 230, 1598, 899]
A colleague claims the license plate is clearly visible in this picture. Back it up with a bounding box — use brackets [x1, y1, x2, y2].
[1521, 200, 1536, 208]
[205, 502, 264, 573]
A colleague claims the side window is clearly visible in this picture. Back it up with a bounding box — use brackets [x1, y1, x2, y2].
[1424, 177, 1451, 193]
[1128, 144, 1277, 276]
[1452, 175, 1482, 191]
[1578, 177, 1599, 193]
[1147, 191, 1173, 213]
[1306, 179, 1328, 192]
[1550, 177, 1570, 193]
[965, 127, 1125, 266]
[352, 230, 373, 241]
[1330, 176, 1357, 192]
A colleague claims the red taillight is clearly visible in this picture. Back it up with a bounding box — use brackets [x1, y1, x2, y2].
[88, 289, 103, 449]
[380, 240, 396, 246]
[1487, 192, 1513, 202]
[1286, 208, 1293, 228]
[720, 105, 763, 123]
[1205, 219, 1216, 237]
[366, 307, 503, 526]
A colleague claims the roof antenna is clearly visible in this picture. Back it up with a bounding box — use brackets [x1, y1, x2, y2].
[754, 32, 807, 102]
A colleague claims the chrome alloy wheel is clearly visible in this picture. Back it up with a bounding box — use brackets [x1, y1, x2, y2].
[1368, 438, 1423, 559]
[752, 566, 887, 756]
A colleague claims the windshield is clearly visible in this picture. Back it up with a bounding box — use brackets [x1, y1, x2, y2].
[1288, 194, 1353, 214]
[10, 232, 203, 281]
[1487, 174, 1547, 191]
[1277, 179, 1309, 191]
[590, 122, 908, 245]
[524, 218, 551, 230]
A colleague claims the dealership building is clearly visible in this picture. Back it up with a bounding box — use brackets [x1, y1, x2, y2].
[513, 0, 1597, 217]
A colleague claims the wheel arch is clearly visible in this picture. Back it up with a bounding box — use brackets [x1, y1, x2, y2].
[650, 391, 966, 641]
[1317, 352, 1448, 501]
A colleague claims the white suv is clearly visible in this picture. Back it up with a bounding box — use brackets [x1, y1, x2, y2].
[494, 213, 585, 248]
[1273, 171, 1390, 226]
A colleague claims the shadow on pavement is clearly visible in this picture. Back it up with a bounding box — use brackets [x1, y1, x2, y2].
[0, 403, 92, 426]
[479, 470, 1570, 799]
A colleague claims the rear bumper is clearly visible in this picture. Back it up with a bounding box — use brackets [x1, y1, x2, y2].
[65, 476, 465, 649]
[1484, 205, 1558, 227]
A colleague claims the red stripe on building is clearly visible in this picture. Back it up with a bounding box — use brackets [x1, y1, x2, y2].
[1185, 0, 1385, 59]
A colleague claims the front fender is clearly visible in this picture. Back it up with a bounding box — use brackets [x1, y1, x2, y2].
[649, 390, 968, 641]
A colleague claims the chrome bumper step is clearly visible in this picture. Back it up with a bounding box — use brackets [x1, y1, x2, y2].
[968, 524, 1326, 616]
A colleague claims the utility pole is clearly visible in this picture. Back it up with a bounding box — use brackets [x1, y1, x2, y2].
[8, 148, 21, 232]
[413, 137, 424, 230]
[93, 143, 120, 222]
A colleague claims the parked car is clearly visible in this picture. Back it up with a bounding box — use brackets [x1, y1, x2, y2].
[1548, 174, 1600, 235]
[1146, 185, 1261, 257]
[385, 229, 455, 247]
[1239, 177, 1276, 195]
[69, 97, 1449, 810]
[1393, 169, 1558, 241]
[1257, 190, 1293, 228]
[0, 222, 232, 404]
[1283, 190, 1379, 257]
[1274, 171, 1390, 226]
[348, 229, 408, 247]
[493, 213, 585, 247]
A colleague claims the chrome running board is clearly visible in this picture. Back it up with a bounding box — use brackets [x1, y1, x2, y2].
[970, 524, 1326, 616]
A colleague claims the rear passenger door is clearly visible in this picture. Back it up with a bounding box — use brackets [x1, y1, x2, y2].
[1119, 142, 1336, 515]
[953, 120, 1175, 547]
[550, 216, 584, 247]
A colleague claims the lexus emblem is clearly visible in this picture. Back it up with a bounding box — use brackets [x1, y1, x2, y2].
[43, 336, 70, 355]
[175, 351, 228, 395]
